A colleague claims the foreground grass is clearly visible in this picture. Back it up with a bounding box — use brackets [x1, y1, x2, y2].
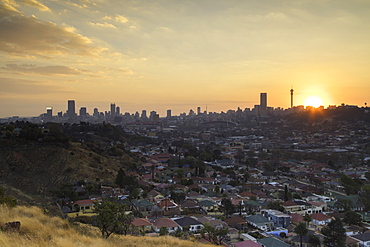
[0, 205, 213, 247]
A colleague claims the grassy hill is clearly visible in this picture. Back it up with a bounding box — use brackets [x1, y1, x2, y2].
[0, 205, 213, 247]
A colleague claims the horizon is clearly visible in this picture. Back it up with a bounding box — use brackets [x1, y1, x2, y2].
[1, 1, 369, 118]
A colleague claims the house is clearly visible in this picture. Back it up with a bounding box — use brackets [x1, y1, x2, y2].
[225, 216, 248, 231]
[350, 232, 370, 247]
[199, 199, 219, 213]
[181, 199, 203, 215]
[283, 201, 305, 214]
[238, 190, 257, 199]
[245, 214, 273, 231]
[131, 218, 152, 234]
[232, 240, 262, 247]
[174, 216, 203, 233]
[66, 198, 100, 218]
[310, 213, 332, 229]
[132, 199, 155, 217]
[261, 209, 291, 228]
[151, 217, 179, 233]
[157, 198, 180, 217]
[257, 237, 291, 247]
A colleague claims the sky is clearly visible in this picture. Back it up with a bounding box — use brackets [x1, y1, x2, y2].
[1, 0, 369, 118]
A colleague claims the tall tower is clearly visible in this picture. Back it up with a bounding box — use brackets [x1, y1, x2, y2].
[260, 93, 267, 116]
[290, 87, 294, 108]
[110, 103, 116, 117]
[67, 100, 75, 117]
[167, 109, 171, 118]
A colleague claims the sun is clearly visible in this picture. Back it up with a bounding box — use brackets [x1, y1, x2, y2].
[304, 96, 323, 108]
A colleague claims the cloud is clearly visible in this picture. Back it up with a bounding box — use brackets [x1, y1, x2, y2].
[1, 64, 84, 75]
[102, 14, 129, 23]
[115, 14, 128, 23]
[0, 77, 73, 95]
[88, 21, 117, 29]
[21, 0, 51, 12]
[0, 4, 104, 57]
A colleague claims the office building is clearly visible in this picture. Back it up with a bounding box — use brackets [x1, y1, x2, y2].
[116, 106, 120, 116]
[110, 103, 116, 117]
[67, 100, 76, 117]
[167, 109, 171, 118]
[260, 93, 267, 116]
[197, 107, 201, 115]
[46, 107, 52, 121]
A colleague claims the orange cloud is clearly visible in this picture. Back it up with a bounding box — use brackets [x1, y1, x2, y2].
[0, 4, 104, 57]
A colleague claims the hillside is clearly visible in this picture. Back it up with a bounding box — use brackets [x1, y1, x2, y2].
[0, 205, 213, 247]
[0, 139, 134, 208]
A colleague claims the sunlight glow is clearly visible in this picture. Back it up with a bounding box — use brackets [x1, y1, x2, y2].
[304, 96, 324, 108]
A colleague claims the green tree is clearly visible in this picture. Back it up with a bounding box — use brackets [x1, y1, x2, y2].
[115, 168, 126, 188]
[303, 214, 312, 227]
[220, 198, 235, 218]
[159, 226, 168, 236]
[321, 217, 346, 247]
[200, 222, 228, 245]
[0, 187, 17, 208]
[94, 200, 132, 238]
[343, 211, 363, 226]
[294, 222, 308, 247]
[308, 234, 321, 247]
[268, 201, 285, 212]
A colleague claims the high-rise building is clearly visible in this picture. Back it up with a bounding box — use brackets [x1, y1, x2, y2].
[79, 107, 87, 117]
[93, 108, 99, 117]
[116, 106, 120, 116]
[46, 107, 52, 121]
[290, 88, 294, 108]
[110, 103, 116, 117]
[260, 93, 267, 116]
[167, 109, 171, 118]
[141, 110, 147, 119]
[197, 107, 201, 115]
[67, 100, 75, 117]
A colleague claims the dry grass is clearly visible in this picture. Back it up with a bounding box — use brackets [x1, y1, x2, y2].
[0, 205, 214, 247]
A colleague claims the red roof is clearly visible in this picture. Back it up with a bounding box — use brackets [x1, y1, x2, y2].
[311, 213, 331, 221]
[239, 191, 256, 198]
[132, 218, 151, 227]
[283, 201, 299, 207]
[152, 217, 178, 228]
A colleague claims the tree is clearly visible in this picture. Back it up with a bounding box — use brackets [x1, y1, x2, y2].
[321, 217, 346, 247]
[343, 211, 363, 226]
[0, 187, 17, 208]
[94, 200, 132, 238]
[268, 200, 285, 212]
[294, 222, 308, 247]
[200, 222, 228, 245]
[159, 226, 168, 236]
[303, 214, 312, 227]
[115, 168, 126, 187]
[308, 234, 321, 247]
[220, 198, 235, 218]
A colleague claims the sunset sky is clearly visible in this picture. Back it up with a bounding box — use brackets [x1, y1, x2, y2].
[1, 0, 369, 118]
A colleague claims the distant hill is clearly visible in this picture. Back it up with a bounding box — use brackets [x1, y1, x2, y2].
[0, 205, 213, 247]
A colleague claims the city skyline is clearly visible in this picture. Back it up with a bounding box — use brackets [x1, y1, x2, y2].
[1, 0, 370, 118]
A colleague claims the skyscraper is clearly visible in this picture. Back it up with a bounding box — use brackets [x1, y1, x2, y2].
[260, 93, 267, 116]
[110, 103, 116, 117]
[197, 107, 201, 115]
[46, 107, 52, 121]
[290, 87, 294, 108]
[116, 106, 120, 116]
[167, 109, 171, 118]
[67, 100, 75, 117]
